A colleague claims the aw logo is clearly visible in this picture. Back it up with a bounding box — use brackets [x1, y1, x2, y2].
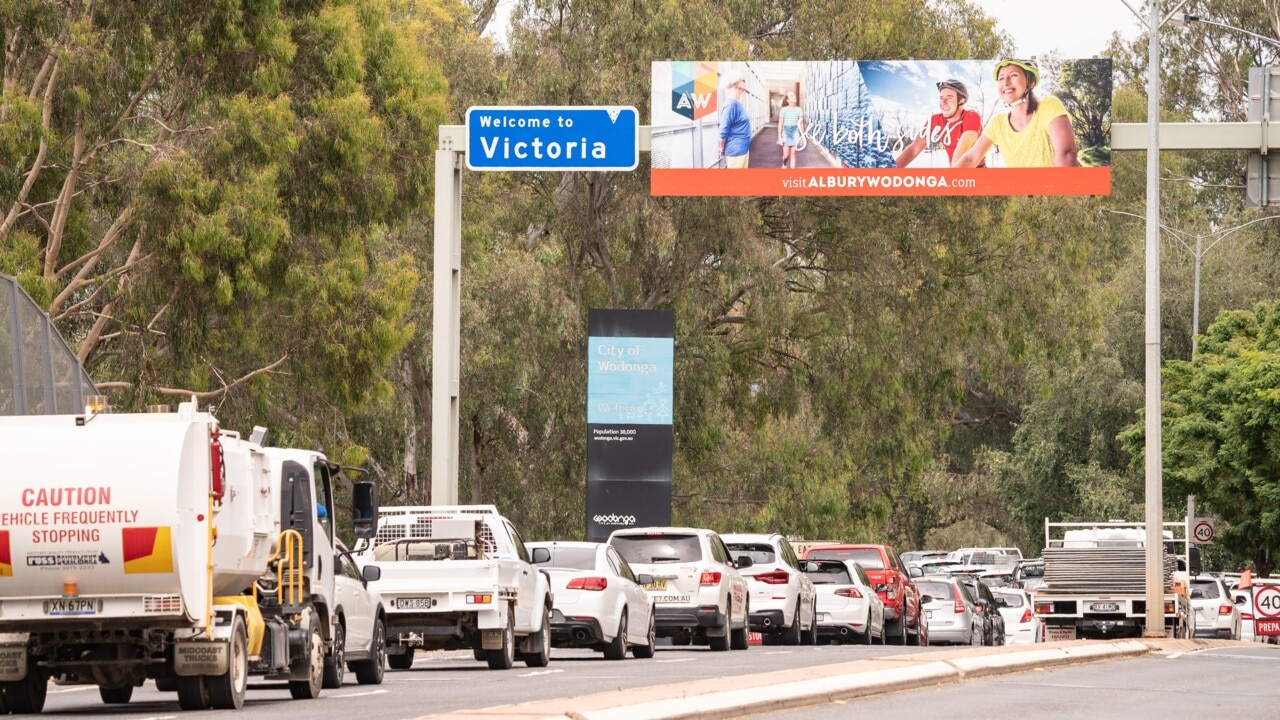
[672, 61, 717, 121]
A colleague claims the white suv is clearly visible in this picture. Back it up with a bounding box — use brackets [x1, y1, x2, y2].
[722, 533, 817, 645]
[1191, 575, 1241, 640]
[607, 527, 751, 651]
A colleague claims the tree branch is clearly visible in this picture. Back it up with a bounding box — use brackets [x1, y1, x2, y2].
[100, 354, 292, 400]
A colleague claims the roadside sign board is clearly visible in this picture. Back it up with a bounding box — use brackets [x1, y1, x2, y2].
[466, 106, 639, 172]
[1191, 518, 1215, 544]
[1256, 618, 1280, 636]
[1255, 586, 1280, 631]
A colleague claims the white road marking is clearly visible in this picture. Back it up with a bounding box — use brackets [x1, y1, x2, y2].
[517, 669, 563, 678]
[331, 689, 390, 698]
[49, 686, 98, 694]
[764, 651, 794, 655]
[656, 658, 696, 663]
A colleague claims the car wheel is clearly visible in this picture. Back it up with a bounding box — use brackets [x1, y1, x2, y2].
[486, 613, 515, 670]
[781, 607, 802, 646]
[322, 621, 345, 689]
[523, 604, 552, 667]
[731, 603, 751, 650]
[632, 610, 657, 659]
[352, 619, 386, 685]
[801, 603, 819, 646]
[604, 611, 629, 660]
[709, 602, 731, 652]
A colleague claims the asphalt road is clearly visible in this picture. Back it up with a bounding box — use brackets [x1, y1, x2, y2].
[36, 642, 942, 719]
[746, 644, 1280, 720]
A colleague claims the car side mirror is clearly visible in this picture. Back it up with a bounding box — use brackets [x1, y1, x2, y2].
[362, 565, 381, 583]
[908, 566, 922, 578]
[351, 481, 379, 540]
[1234, 595, 1247, 605]
[736, 556, 755, 569]
[530, 547, 552, 564]
[637, 574, 654, 585]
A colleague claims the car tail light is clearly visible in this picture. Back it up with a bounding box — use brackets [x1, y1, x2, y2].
[952, 585, 966, 614]
[1243, 612, 1255, 621]
[753, 570, 790, 585]
[700, 571, 722, 585]
[1035, 601, 1054, 614]
[835, 587, 863, 599]
[567, 577, 608, 591]
[1164, 601, 1176, 614]
[884, 587, 898, 600]
[1219, 604, 1234, 615]
[1020, 608, 1034, 623]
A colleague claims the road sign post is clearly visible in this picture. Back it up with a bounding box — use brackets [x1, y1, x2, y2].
[1191, 518, 1215, 544]
[1254, 585, 1280, 636]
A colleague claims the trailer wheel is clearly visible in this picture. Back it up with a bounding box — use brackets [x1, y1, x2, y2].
[99, 685, 133, 705]
[1, 664, 47, 714]
[176, 676, 210, 711]
[209, 616, 248, 709]
[288, 619, 324, 700]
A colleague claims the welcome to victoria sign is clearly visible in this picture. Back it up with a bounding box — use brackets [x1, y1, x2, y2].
[651, 59, 1113, 197]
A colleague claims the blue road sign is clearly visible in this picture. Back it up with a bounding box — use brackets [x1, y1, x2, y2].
[465, 106, 639, 172]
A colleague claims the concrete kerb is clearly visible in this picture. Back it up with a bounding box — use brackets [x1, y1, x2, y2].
[421, 640, 1170, 720]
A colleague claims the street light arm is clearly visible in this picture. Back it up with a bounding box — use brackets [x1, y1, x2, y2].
[1100, 208, 1197, 252]
[1202, 215, 1280, 253]
[1179, 14, 1280, 50]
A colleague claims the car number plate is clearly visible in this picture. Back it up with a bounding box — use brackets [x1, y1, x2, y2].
[396, 597, 439, 610]
[44, 598, 102, 616]
[642, 579, 667, 592]
[925, 610, 933, 619]
[1090, 602, 1120, 612]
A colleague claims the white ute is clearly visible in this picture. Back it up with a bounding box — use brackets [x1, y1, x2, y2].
[355, 506, 554, 670]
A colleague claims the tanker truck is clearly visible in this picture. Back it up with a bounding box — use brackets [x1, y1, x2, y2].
[0, 399, 379, 713]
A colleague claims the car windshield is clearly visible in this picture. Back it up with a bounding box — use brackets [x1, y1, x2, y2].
[610, 534, 702, 564]
[541, 546, 598, 571]
[1192, 580, 1222, 599]
[804, 561, 852, 585]
[726, 543, 776, 565]
[993, 591, 1025, 607]
[916, 581, 953, 600]
[807, 548, 885, 569]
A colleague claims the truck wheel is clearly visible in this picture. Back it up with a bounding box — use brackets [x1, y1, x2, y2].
[0, 661, 47, 714]
[210, 616, 249, 709]
[486, 613, 515, 670]
[472, 645, 486, 662]
[631, 611, 657, 659]
[352, 619, 386, 685]
[176, 676, 210, 711]
[288, 621, 324, 700]
[523, 604, 552, 667]
[154, 677, 178, 692]
[388, 647, 414, 670]
[604, 612, 628, 660]
[100, 685, 133, 704]
[322, 622, 345, 689]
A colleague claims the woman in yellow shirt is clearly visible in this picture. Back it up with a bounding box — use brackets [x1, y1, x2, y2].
[953, 59, 1079, 168]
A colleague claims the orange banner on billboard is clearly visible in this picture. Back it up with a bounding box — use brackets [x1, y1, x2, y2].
[652, 167, 1110, 196]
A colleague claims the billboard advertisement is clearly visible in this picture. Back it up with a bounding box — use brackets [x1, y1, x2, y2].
[585, 310, 674, 541]
[651, 59, 1112, 197]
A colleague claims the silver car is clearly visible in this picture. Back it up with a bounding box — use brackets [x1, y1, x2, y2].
[915, 575, 983, 646]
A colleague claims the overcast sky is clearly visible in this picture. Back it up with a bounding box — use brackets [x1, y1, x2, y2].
[971, 0, 1146, 58]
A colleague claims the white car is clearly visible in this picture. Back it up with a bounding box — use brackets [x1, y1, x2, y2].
[722, 533, 818, 645]
[330, 541, 387, 686]
[527, 541, 657, 659]
[991, 587, 1042, 645]
[804, 559, 885, 644]
[607, 527, 751, 651]
[1191, 576, 1241, 640]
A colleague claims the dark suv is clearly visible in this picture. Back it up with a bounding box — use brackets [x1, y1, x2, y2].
[950, 574, 1007, 646]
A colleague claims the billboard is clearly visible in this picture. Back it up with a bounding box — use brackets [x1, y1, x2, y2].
[651, 59, 1112, 196]
[585, 310, 673, 542]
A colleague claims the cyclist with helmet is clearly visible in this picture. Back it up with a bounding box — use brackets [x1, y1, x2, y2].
[954, 59, 1079, 168]
[895, 78, 985, 168]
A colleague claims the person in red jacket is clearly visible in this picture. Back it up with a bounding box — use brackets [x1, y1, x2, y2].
[895, 78, 985, 168]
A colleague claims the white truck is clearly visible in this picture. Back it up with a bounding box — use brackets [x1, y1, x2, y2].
[1032, 520, 1195, 640]
[354, 505, 553, 669]
[0, 400, 379, 713]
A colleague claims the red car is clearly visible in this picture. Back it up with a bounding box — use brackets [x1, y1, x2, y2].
[803, 544, 925, 645]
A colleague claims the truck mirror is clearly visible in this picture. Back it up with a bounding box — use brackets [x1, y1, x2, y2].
[1188, 546, 1202, 577]
[352, 481, 379, 539]
[530, 547, 552, 564]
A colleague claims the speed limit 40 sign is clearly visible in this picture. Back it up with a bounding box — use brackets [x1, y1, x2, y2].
[1191, 518, 1215, 544]
[1254, 586, 1280, 636]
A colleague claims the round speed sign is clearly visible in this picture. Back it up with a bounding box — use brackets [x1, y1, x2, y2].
[1192, 519, 1215, 544]
[1255, 585, 1280, 620]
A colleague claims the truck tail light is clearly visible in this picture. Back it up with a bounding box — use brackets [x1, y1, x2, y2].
[1164, 601, 1176, 614]
[700, 572, 721, 585]
[1020, 608, 1034, 623]
[753, 570, 790, 585]
[466, 594, 493, 604]
[1035, 601, 1054, 614]
[566, 577, 608, 591]
[1219, 604, 1235, 616]
[835, 587, 863, 599]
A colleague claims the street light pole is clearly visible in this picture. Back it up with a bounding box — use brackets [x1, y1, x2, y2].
[1143, 0, 1166, 640]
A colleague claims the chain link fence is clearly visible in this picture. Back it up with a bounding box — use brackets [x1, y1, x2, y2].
[1, 273, 97, 415]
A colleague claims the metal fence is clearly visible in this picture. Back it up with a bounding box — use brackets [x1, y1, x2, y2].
[0, 273, 97, 415]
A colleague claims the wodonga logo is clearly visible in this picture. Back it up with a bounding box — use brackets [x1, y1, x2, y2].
[593, 514, 638, 527]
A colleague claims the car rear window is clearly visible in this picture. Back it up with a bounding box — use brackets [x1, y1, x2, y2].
[916, 581, 953, 600]
[610, 534, 702, 564]
[993, 591, 1025, 607]
[806, 548, 885, 569]
[726, 543, 776, 565]
[804, 561, 852, 585]
[1192, 580, 1222, 599]
[542, 546, 598, 570]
